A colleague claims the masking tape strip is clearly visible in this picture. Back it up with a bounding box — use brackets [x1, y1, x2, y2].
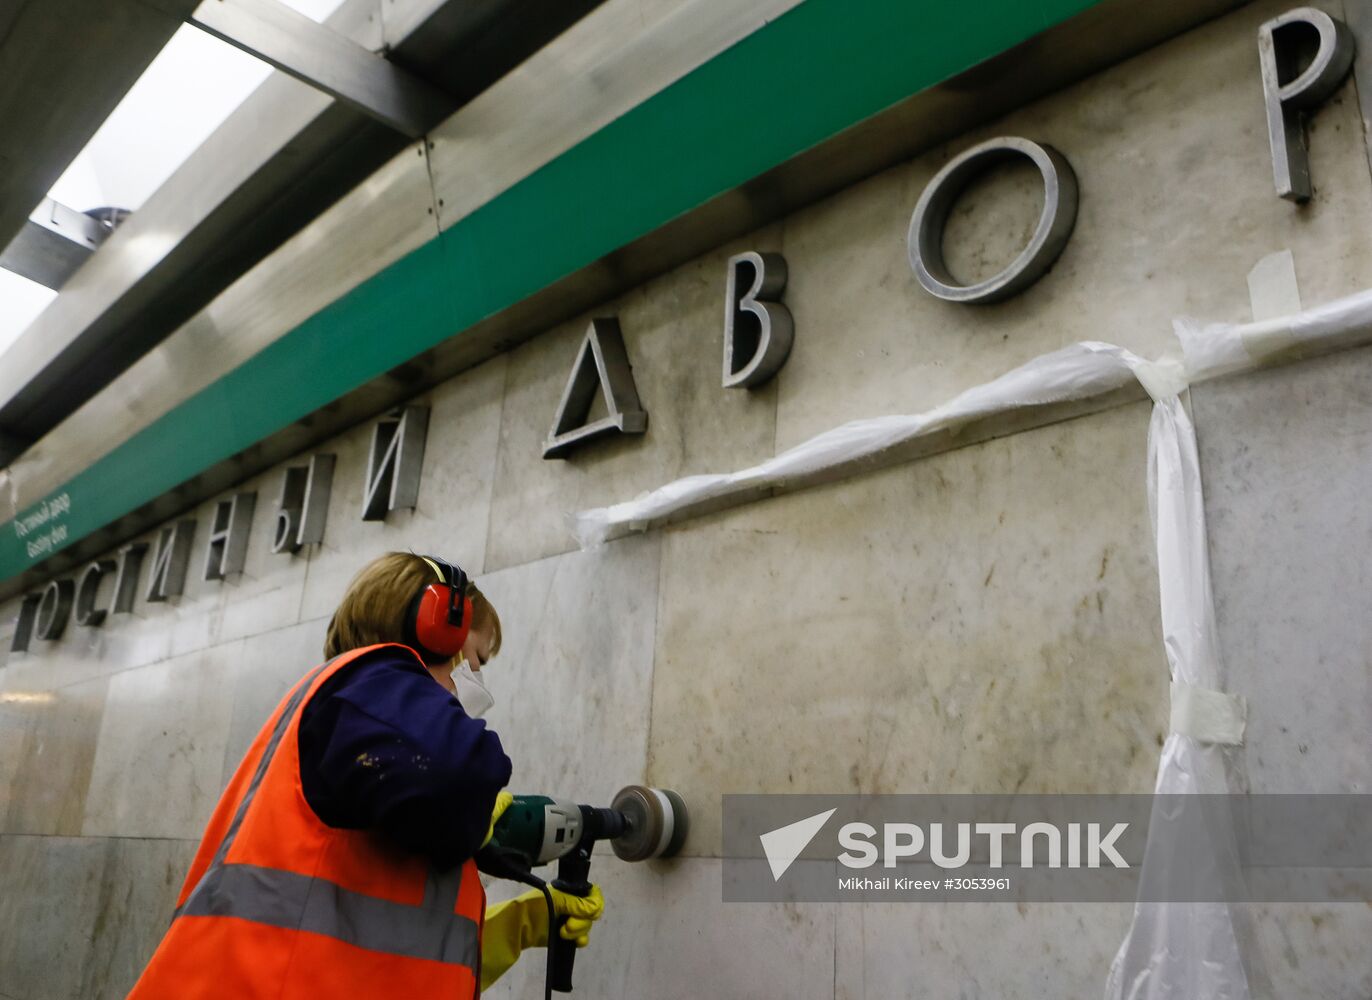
[1246, 249, 1302, 323]
[1169, 680, 1247, 745]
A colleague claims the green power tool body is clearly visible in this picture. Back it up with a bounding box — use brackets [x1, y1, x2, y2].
[477, 785, 688, 992]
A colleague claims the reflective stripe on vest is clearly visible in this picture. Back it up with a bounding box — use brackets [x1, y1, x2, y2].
[173, 657, 479, 971]
[178, 863, 478, 967]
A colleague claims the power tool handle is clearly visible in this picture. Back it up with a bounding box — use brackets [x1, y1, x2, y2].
[548, 851, 593, 993]
[548, 917, 578, 992]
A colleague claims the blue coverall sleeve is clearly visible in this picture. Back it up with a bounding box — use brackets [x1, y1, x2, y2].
[296, 649, 513, 867]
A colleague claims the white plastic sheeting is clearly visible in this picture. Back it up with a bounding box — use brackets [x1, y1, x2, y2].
[1099, 290, 1372, 1000]
[570, 287, 1372, 1000]
[571, 289, 1372, 548]
[571, 341, 1148, 548]
[1103, 386, 1267, 1000]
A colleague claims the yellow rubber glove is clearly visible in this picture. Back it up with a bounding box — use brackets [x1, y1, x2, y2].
[479, 883, 605, 991]
[482, 791, 515, 848]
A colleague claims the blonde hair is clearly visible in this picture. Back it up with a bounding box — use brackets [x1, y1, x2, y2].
[324, 551, 502, 661]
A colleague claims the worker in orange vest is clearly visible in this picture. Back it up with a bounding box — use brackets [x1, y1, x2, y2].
[130, 551, 604, 998]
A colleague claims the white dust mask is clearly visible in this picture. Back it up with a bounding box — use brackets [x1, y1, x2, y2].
[451, 658, 495, 718]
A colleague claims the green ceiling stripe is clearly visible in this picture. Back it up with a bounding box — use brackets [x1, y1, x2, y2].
[0, 0, 1101, 583]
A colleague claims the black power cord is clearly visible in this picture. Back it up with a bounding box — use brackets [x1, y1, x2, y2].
[476, 846, 558, 1000]
[540, 883, 557, 1000]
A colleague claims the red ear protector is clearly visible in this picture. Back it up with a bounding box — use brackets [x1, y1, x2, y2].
[404, 555, 474, 664]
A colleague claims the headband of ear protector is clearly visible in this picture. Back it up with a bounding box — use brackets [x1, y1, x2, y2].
[404, 555, 473, 664]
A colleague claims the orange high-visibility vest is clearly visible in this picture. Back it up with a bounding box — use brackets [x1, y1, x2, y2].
[130, 644, 486, 999]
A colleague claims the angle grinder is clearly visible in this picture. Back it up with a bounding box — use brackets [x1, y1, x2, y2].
[477, 785, 689, 993]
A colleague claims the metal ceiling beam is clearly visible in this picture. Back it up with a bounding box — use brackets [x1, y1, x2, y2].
[0, 0, 608, 464]
[0, 199, 113, 289]
[0, 429, 27, 459]
[186, 0, 455, 138]
[0, 0, 200, 256]
[380, 0, 605, 105]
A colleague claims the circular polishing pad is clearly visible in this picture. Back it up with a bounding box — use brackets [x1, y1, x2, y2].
[610, 785, 689, 861]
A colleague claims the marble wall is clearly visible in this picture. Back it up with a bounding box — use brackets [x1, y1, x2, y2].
[2, 0, 1371, 996]
[1191, 347, 1372, 1000]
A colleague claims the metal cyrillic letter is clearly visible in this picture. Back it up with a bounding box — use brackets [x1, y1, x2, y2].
[544, 318, 648, 459]
[274, 467, 306, 554]
[75, 559, 117, 627]
[35, 578, 75, 640]
[111, 542, 148, 614]
[204, 493, 256, 580]
[273, 454, 334, 553]
[1258, 7, 1355, 202]
[297, 453, 335, 545]
[10, 593, 42, 652]
[362, 409, 428, 521]
[723, 252, 793, 389]
[146, 521, 196, 602]
[908, 136, 1078, 304]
